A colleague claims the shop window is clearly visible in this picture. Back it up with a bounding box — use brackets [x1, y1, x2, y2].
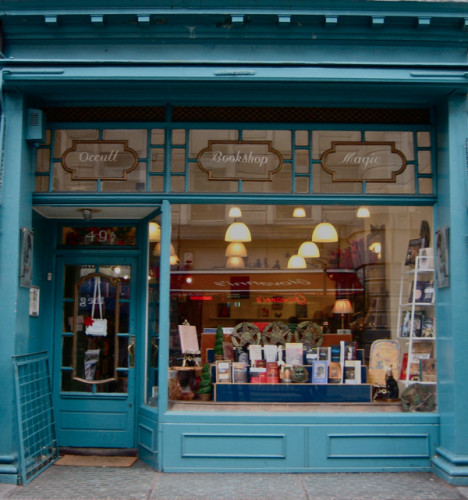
[166, 204, 436, 411]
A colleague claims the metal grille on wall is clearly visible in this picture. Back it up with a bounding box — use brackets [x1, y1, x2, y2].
[43, 106, 431, 125]
[13, 352, 58, 485]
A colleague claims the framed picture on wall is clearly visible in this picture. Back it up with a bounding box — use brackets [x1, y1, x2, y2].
[436, 227, 449, 288]
[20, 228, 34, 287]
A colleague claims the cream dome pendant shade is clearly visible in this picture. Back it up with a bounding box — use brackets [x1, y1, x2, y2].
[312, 222, 338, 243]
[225, 222, 252, 242]
[287, 254, 307, 269]
[357, 207, 370, 218]
[228, 206, 242, 218]
[226, 256, 245, 269]
[149, 222, 161, 242]
[293, 207, 306, 218]
[225, 242, 248, 257]
[298, 241, 320, 258]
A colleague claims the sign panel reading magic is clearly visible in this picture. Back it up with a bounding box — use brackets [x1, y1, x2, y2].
[197, 140, 283, 181]
[321, 141, 407, 182]
[61, 140, 139, 180]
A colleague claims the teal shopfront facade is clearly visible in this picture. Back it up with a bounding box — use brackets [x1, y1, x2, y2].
[0, 0, 467, 485]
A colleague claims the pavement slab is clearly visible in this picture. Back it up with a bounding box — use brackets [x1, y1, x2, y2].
[1, 462, 466, 500]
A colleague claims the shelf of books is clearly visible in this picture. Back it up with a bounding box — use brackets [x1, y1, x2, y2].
[397, 254, 436, 385]
[205, 338, 372, 403]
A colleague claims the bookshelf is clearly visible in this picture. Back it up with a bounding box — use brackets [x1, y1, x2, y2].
[397, 254, 436, 385]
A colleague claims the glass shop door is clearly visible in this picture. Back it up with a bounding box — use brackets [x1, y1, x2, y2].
[53, 256, 138, 448]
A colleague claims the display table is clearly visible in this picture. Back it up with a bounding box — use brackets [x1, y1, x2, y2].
[214, 383, 372, 403]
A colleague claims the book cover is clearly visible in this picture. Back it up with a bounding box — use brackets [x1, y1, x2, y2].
[328, 361, 343, 383]
[344, 360, 362, 384]
[420, 358, 437, 382]
[318, 346, 330, 362]
[422, 317, 435, 338]
[248, 344, 263, 365]
[330, 345, 341, 362]
[305, 347, 319, 365]
[285, 343, 304, 365]
[222, 341, 235, 361]
[232, 362, 248, 383]
[312, 360, 328, 383]
[340, 340, 357, 367]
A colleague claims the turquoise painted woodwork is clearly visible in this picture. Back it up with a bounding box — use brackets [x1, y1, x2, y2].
[52, 254, 140, 449]
[0, 0, 467, 484]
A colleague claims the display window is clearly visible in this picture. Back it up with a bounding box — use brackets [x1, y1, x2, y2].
[151, 204, 436, 411]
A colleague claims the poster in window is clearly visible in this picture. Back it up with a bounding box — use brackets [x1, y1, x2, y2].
[20, 228, 33, 287]
[435, 227, 449, 288]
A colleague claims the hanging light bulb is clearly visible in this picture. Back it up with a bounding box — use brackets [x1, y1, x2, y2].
[287, 254, 307, 269]
[226, 256, 245, 269]
[225, 242, 248, 257]
[224, 222, 252, 242]
[169, 254, 180, 266]
[228, 207, 242, 218]
[293, 207, 306, 218]
[356, 207, 370, 218]
[298, 241, 320, 258]
[149, 222, 161, 242]
[312, 222, 338, 243]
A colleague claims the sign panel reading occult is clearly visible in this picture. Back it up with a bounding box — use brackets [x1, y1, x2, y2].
[197, 140, 283, 181]
[321, 141, 407, 182]
[61, 140, 139, 180]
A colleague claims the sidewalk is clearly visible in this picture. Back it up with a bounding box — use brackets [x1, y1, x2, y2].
[1, 461, 468, 500]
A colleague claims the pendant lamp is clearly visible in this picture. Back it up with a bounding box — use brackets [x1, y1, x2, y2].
[298, 241, 320, 258]
[228, 206, 242, 218]
[293, 207, 306, 218]
[225, 242, 248, 257]
[312, 222, 338, 243]
[149, 222, 161, 242]
[226, 256, 245, 269]
[225, 222, 252, 242]
[356, 207, 370, 218]
[287, 254, 307, 269]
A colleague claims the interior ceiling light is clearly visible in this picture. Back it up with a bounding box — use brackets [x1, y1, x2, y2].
[287, 254, 307, 269]
[153, 243, 177, 256]
[149, 222, 161, 242]
[78, 208, 99, 220]
[356, 207, 370, 218]
[225, 242, 248, 257]
[312, 222, 338, 243]
[228, 206, 242, 218]
[298, 241, 320, 258]
[225, 222, 252, 242]
[293, 207, 306, 218]
[226, 256, 245, 269]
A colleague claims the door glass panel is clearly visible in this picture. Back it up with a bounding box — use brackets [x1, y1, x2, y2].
[61, 265, 131, 394]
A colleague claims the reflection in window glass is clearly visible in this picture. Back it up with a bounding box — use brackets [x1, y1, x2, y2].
[166, 204, 436, 412]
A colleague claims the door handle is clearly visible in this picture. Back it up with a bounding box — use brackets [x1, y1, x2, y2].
[128, 335, 136, 367]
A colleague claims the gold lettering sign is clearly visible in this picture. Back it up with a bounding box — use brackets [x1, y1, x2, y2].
[61, 140, 139, 181]
[197, 141, 283, 181]
[321, 142, 407, 182]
